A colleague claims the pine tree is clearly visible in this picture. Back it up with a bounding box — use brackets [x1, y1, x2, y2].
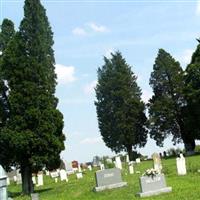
[1, 0, 65, 194]
[0, 19, 15, 169]
[95, 52, 147, 161]
[185, 41, 200, 144]
[148, 49, 195, 152]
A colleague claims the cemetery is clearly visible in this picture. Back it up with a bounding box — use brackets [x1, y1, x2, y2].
[1, 153, 200, 199]
[1, 0, 200, 200]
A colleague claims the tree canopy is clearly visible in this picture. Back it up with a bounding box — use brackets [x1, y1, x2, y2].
[1, 0, 65, 194]
[95, 51, 147, 161]
[148, 49, 195, 152]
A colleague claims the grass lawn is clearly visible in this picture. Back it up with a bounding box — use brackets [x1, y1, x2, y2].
[8, 155, 200, 200]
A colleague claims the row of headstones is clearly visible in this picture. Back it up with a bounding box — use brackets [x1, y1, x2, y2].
[33, 164, 93, 186]
[153, 152, 187, 175]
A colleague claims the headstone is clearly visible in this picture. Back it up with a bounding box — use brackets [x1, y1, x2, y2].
[115, 157, 122, 170]
[37, 173, 43, 186]
[31, 193, 39, 200]
[137, 174, 172, 197]
[55, 178, 58, 183]
[32, 176, 36, 185]
[76, 173, 83, 179]
[93, 156, 101, 167]
[45, 170, 49, 176]
[6, 178, 10, 186]
[88, 165, 92, 171]
[126, 155, 130, 163]
[50, 171, 59, 178]
[16, 170, 22, 185]
[152, 153, 162, 173]
[0, 165, 8, 200]
[7, 170, 17, 182]
[13, 176, 17, 183]
[176, 154, 186, 175]
[66, 162, 74, 175]
[94, 168, 127, 192]
[60, 169, 68, 182]
[129, 165, 134, 174]
[78, 165, 82, 173]
[136, 158, 141, 163]
[100, 164, 105, 170]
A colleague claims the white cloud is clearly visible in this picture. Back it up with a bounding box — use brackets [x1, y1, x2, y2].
[196, 1, 200, 16]
[87, 22, 109, 33]
[80, 136, 102, 144]
[72, 27, 87, 36]
[83, 80, 97, 95]
[176, 49, 193, 67]
[55, 64, 76, 85]
[142, 89, 152, 104]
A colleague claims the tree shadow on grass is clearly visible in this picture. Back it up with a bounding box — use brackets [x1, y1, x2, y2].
[9, 188, 53, 198]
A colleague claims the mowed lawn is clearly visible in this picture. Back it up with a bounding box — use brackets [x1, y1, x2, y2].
[8, 155, 200, 200]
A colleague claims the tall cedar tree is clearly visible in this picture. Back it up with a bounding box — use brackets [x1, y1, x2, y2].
[1, 0, 65, 194]
[149, 49, 195, 152]
[185, 41, 200, 144]
[0, 19, 15, 168]
[95, 52, 147, 161]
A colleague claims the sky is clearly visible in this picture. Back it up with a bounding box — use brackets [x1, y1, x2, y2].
[1, 0, 200, 163]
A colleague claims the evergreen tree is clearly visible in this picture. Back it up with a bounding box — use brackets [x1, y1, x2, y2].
[95, 52, 147, 161]
[1, 0, 65, 194]
[0, 19, 15, 169]
[185, 41, 200, 144]
[148, 49, 195, 152]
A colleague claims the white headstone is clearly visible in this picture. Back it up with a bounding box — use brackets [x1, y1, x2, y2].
[60, 169, 68, 182]
[16, 173, 22, 185]
[37, 174, 43, 186]
[55, 178, 58, 183]
[0, 165, 7, 200]
[115, 157, 122, 170]
[126, 155, 130, 163]
[45, 170, 50, 176]
[50, 171, 59, 178]
[100, 164, 105, 170]
[78, 165, 82, 173]
[76, 172, 83, 179]
[88, 165, 92, 171]
[176, 155, 186, 175]
[152, 153, 162, 173]
[13, 176, 17, 182]
[32, 176, 36, 185]
[6, 177, 10, 185]
[129, 165, 134, 174]
[136, 158, 141, 163]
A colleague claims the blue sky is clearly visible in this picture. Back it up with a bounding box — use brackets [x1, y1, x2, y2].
[1, 0, 200, 162]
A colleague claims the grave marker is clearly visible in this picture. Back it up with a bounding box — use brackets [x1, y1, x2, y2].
[176, 154, 186, 175]
[94, 168, 127, 192]
[152, 153, 162, 173]
[137, 174, 172, 197]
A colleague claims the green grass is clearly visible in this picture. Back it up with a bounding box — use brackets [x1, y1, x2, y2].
[8, 155, 200, 200]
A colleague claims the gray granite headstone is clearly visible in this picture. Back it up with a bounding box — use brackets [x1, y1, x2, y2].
[94, 168, 127, 192]
[138, 174, 172, 197]
[0, 165, 8, 200]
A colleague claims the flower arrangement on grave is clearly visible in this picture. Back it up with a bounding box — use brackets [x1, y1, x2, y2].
[143, 168, 159, 178]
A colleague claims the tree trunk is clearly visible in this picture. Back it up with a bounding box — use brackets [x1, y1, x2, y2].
[127, 145, 134, 161]
[21, 164, 34, 195]
[183, 138, 196, 155]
